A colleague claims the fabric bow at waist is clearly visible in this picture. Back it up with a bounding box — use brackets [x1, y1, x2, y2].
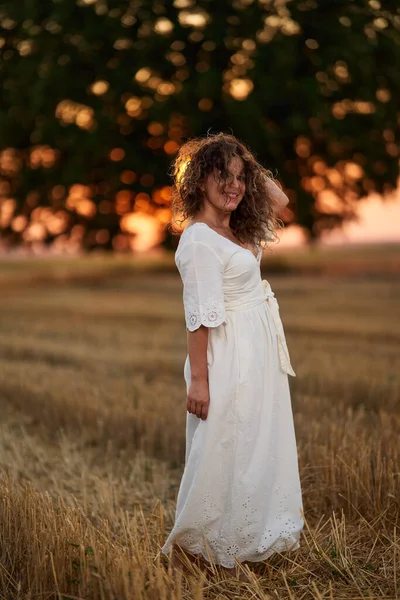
[262, 279, 296, 377]
[224, 281, 296, 377]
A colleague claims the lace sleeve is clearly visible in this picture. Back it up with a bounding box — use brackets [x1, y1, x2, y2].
[177, 240, 226, 332]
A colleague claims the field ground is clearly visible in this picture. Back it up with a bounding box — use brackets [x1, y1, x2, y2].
[0, 243, 399, 599]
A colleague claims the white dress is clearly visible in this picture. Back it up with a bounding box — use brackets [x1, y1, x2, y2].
[161, 222, 304, 568]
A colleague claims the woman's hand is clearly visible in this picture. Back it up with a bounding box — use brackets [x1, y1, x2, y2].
[265, 177, 289, 215]
[187, 378, 210, 420]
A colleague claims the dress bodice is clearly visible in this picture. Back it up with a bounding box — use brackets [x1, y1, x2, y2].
[176, 222, 265, 316]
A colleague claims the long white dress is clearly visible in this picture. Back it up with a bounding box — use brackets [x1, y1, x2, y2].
[161, 222, 304, 568]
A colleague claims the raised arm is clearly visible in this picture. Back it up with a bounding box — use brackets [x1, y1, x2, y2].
[265, 177, 290, 215]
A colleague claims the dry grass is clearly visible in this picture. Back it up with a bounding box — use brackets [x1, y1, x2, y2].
[0, 247, 399, 599]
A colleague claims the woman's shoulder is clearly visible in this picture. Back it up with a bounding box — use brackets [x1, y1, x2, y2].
[175, 222, 225, 263]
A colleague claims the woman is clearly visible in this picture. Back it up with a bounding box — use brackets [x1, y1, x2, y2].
[161, 132, 303, 578]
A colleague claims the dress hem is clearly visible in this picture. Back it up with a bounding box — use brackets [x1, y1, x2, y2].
[160, 537, 301, 570]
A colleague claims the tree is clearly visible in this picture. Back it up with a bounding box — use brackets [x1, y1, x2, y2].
[0, 0, 399, 251]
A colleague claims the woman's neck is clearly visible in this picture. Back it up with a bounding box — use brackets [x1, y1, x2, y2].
[192, 204, 231, 230]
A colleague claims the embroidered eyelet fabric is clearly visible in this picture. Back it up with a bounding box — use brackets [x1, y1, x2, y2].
[161, 223, 303, 569]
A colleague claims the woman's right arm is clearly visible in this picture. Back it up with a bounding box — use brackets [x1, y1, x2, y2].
[179, 238, 226, 421]
[186, 325, 210, 421]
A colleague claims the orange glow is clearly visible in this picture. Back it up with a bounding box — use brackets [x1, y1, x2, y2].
[386, 143, 398, 157]
[116, 190, 132, 215]
[70, 224, 85, 240]
[326, 169, 342, 187]
[373, 16, 388, 29]
[109, 148, 125, 161]
[316, 190, 343, 213]
[75, 199, 96, 217]
[344, 162, 364, 180]
[278, 207, 295, 223]
[134, 192, 151, 212]
[147, 76, 162, 90]
[56, 100, 95, 130]
[17, 40, 34, 56]
[300, 177, 312, 192]
[305, 39, 319, 50]
[125, 96, 142, 117]
[277, 224, 308, 247]
[333, 61, 349, 81]
[160, 186, 172, 201]
[135, 68, 152, 83]
[147, 122, 164, 136]
[116, 190, 132, 203]
[153, 186, 172, 204]
[11, 214, 28, 232]
[310, 176, 325, 192]
[164, 140, 179, 154]
[178, 9, 209, 28]
[23, 222, 47, 242]
[295, 136, 311, 158]
[66, 184, 91, 210]
[31, 207, 48, 221]
[332, 99, 376, 119]
[376, 89, 391, 102]
[312, 160, 327, 175]
[0, 198, 16, 227]
[30, 145, 59, 169]
[167, 51, 186, 66]
[121, 211, 164, 251]
[156, 207, 172, 224]
[120, 170, 137, 184]
[198, 98, 213, 111]
[0, 148, 22, 175]
[154, 17, 174, 34]
[228, 78, 254, 101]
[45, 211, 68, 235]
[90, 80, 109, 95]
[157, 81, 176, 96]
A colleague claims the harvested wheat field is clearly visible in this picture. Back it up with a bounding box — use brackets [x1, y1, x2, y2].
[0, 245, 399, 599]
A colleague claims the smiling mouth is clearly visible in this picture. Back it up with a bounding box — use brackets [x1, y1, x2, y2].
[224, 193, 240, 201]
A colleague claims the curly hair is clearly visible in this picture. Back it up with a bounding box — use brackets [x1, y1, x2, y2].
[169, 132, 283, 247]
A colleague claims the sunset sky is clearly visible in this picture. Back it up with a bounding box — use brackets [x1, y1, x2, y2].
[279, 190, 400, 248]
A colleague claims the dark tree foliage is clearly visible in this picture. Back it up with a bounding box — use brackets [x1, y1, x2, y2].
[0, 0, 399, 251]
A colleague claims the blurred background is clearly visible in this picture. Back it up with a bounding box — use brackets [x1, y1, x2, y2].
[0, 0, 399, 258]
[0, 3, 400, 598]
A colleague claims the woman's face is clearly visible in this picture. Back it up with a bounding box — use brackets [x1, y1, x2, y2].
[202, 155, 246, 213]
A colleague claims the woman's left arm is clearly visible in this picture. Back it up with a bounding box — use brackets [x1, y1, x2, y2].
[265, 177, 289, 215]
